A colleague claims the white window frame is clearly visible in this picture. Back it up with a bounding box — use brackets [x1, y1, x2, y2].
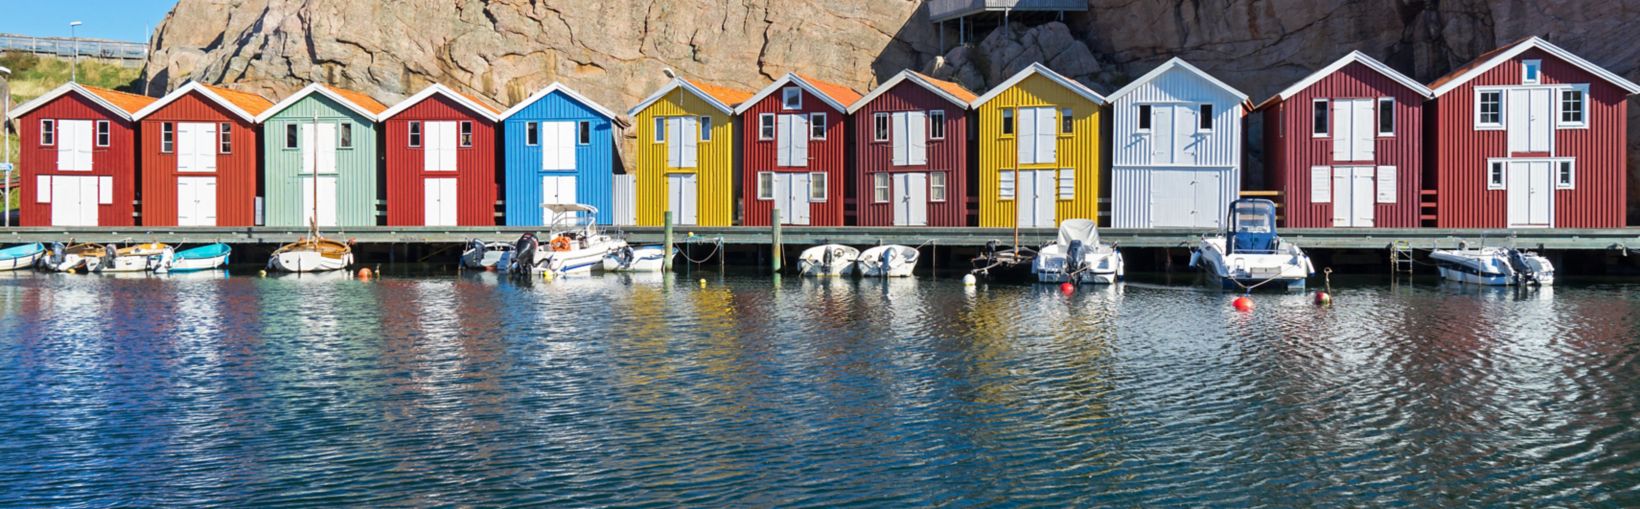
[928, 110, 946, 140]
[95, 120, 110, 147]
[782, 87, 802, 110]
[1060, 108, 1074, 135]
[873, 113, 890, 142]
[1001, 108, 1015, 136]
[408, 121, 422, 147]
[1487, 161, 1506, 190]
[1136, 104, 1152, 133]
[654, 117, 665, 143]
[1058, 169, 1074, 200]
[459, 121, 473, 147]
[1475, 90, 1504, 130]
[1523, 59, 1542, 85]
[1377, 97, 1395, 137]
[1556, 160, 1575, 189]
[339, 122, 354, 149]
[929, 171, 947, 202]
[1198, 104, 1214, 132]
[809, 172, 828, 202]
[756, 171, 774, 200]
[998, 170, 1015, 200]
[219, 122, 233, 154]
[698, 116, 712, 142]
[1557, 85, 1589, 128]
[872, 173, 890, 203]
[40, 119, 55, 146]
[161, 122, 174, 153]
[285, 124, 299, 149]
[1312, 99, 1329, 137]
[525, 121, 539, 146]
[759, 113, 775, 140]
[809, 112, 827, 140]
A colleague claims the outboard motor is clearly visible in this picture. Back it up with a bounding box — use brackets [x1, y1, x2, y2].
[614, 246, 635, 269]
[1066, 240, 1088, 275]
[48, 242, 66, 267]
[1506, 248, 1541, 285]
[512, 233, 538, 275]
[880, 246, 896, 273]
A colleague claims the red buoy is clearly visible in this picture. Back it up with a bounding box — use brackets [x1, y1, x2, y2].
[1232, 295, 1254, 311]
[1060, 282, 1075, 295]
[1314, 291, 1332, 306]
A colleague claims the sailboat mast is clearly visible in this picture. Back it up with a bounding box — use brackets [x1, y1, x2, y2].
[311, 108, 319, 238]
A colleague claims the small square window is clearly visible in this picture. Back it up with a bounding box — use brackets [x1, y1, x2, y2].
[699, 116, 712, 141]
[1488, 162, 1506, 190]
[161, 123, 174, 153]
[285, 124, 299, 149]
[219, 123, 232, 154]
[1001, 109, 1015, 136]
[1477, 91, 1503, 128]
[1198, 104, 1214, 131]
[95, 121, 110, 147]
[757, 172, 774, 200]
[459, 121, 473, 147]
[873, 113, 890, 142]
[408, 121, 422, 147]
[1137, 105, 1152, 131]
[872, 173, 890, 203]
[340, 123, 353, 148]
[782, 87, 802, 109]
[809, 172, 827, 201]
[929, 110, 946, 140]
[759, 114, 775, 140]
[1523, 60, 1541, 84]
[1377, 98, 1395, 136]
[1560, 88, 1585, 126]
[525, 122, 539, 146]
[999, 170, 1015, 200]
[929, 171, 947, 202]
[809, 113, 827, 140]
[40, 119, 55, 146]
[578, 121, 592, 145]
[1556, 160, 1574, 189]
[1313, 99, 1329, 136]
[654, 117, 665, 143]
[1061, 108, 1074, 134]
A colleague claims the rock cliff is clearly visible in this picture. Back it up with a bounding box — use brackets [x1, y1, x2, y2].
[142, 0, 1640, 219]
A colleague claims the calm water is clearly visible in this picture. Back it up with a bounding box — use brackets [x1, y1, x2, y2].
[1, 270, 1638, 507]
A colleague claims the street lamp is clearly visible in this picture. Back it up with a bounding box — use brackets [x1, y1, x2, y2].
[2, 64, 12, 227]
[69, 21, 83, 83]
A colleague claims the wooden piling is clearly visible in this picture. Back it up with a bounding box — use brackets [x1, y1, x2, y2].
[771, 208, 783, 273]
[663, 211, 674, 271]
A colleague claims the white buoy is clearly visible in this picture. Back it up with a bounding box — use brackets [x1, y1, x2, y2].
[962, 274, 977, 286]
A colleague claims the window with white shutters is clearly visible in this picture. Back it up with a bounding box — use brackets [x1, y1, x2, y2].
[1311, 166, 1331, 203]
[891, 112, 926, 166]
[1016, 107, 1057, 164]
[999, 170, 1015, 200]
[1058, 169, 1074, 200]
[1376, 166, 1397, 203]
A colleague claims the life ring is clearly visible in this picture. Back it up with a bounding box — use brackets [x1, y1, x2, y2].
[550, 236, 574, 252]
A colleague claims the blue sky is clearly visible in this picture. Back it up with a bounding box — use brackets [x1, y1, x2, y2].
[0, 1, 177, 42]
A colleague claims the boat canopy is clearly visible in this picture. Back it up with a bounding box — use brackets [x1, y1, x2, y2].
[1056, 218, 1099, 247]
[1228, 199, 1279, 254]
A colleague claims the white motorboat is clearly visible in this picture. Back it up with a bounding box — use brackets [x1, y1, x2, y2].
[603, 245, 673, 272]
[1031, 219, 1123, 284]
[512, 204, 627, 276]
[268, 237, 353, 273]
[1429, 244, 1554, 286]
[41, 242, 107, 272]
[1190, 199, 1314, 291]
[93, 243, 171, 273]
[0, 243, 46, 271]
[798, 244, 859, 276]
[156, 243, 232, 274]
[461, 239, 516, 271]
[857, 244, 919, 278]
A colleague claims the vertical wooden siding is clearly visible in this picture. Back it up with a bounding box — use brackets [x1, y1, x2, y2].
[632, 87, 735, 226]
[975, 74, 1103, 227]
[16, 93, 138, 226]
[139, 92, 259, 226]
[1273, 62, 1426, 228]
[502, 92, 616, 226]
[739, 85, 847, 226]
[1110, 66, 1245, 228]
[262, 94, 379, 227]
[1433, 48, 1628, 228]
[382, 95, 498, 226]
[853, 81, 969, 226]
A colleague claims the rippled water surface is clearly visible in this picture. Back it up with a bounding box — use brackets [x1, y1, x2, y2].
[1, 270, 1638, 507]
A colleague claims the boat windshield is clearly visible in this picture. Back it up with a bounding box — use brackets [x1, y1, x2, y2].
[1232, 201, 1276, 234]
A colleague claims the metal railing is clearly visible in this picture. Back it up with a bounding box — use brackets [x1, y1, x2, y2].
[0, 34, 147, 61]
[927, 0, 1088, 22]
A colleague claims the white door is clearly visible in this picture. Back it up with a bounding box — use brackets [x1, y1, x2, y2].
[49, 175, 99, 226]
[57, 120, 94, 171]
[541, 175, 577, 224]
[1330, 166, 1376, 227]
[302, 123, 338, 174]
[892, 172, 928, 226]
[1150, 105, 1175, 164]
[665, 117, 699, 169]
[612, 174, 636, 225]
[891, 112, 927, 166]
[1332, 99, 1375, 162]
[776, 115, 809, 167]
[1194, 169, 1224, 229]
[1507, 89, 1553, 154]
[666, 173, 698, 225]
[773, 173, 811, 225]
[424, 121, 457, 171]
[543, 122, 576, 170]
[176, 176, 217, 226]
[1175, 106, 1199, 165]
[1015, 169, 1056, 228]
[1507, 160, 1553, 227]
[177, 122, 218, 172]
[424, 177, 458, 226]
[301, 175, 338, 227]
[1149, 169, 1193, 227]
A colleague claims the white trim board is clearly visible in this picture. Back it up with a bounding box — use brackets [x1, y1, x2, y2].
[735, 73, 854, 114]
[500, 82, 620, 121]
[133, 81, 263, 122]
[971, 62, 1107, 108]
[1106, 57, 1249, 103]
[1431, 37, 1640, 97]
[377, 83, 500, 122]
[7, 82, 140, 121]
[847, 70, 972, 114]
[626, 78, 737, 117]
[1264, 51, 1432, 106]
[256, 83, 383, 123]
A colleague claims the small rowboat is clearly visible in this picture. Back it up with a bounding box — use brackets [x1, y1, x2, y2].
[268, 237, 353, 273]
[157, 243, 232, 274]
[93, 243, 171, 273]
[0, 243, 47, 271]
[41, 242, 108, 272]
[857, 245, 920, 278]
[798, 244, 859, 276]
[602, 245, 673, 272]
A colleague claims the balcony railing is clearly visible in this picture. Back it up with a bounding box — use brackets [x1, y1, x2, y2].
[927, 0, 1088, 23]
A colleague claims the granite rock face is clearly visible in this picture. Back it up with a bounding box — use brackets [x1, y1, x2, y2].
[142, 0, 1640, 219]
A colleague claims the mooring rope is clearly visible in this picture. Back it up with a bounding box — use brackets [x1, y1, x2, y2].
[678, 237, 723, 265]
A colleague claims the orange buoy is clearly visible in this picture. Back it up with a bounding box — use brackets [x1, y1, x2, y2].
[1059, 282, 1075, 295]
[357, 267, 373, 280]
[1314, 291, 1332, 306]
[1233, 295, 1255, 312]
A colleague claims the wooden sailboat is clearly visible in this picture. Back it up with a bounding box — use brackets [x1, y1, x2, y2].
[268, 110, 354, 273]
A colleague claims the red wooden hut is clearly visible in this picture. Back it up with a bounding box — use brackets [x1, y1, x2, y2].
[133, 81, 271, 226]
[735, 73, 860, 226]
[1256, 51, 1432, 228]
[7, 83, 153, 226]
[379, 84, 501, 226]
[847, 71, 975, 226]
[1427, 37, 1640, 228]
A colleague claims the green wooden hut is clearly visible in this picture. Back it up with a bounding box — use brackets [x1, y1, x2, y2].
[256, 84, 388, 227]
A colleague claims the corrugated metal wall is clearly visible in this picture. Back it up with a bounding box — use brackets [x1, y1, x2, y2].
[1273, 61, 1425, 228]
[632, 88, 735, 227]
[138, 92, 259, 226]
[853, 81, 969, 226]
[382, 95, 498, 226]
[739, 86, 847, 226]
[1110, 65, 1245, 228]
[262, 93, 379, 227]
[1109, 166, 1240, 228]
[1434, 47, 1628, 228]
[502, 91, 616, 226]
[975, 73, 1102, 227]
[16, 93, 138, 226]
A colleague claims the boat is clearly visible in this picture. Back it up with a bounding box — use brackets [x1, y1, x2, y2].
[0, 243, 46, 271]
[511, 204, 626, 276]
[1190, 199, 1314, 291]
[268, 237, 353, 273]
[157, 243, 232, 273]
[603, 245, 673, 272]
[797, 244, 859, 276]
[461, 239, 516, 271]
[856, 244, 919, 278]
[969, 240, 1036, 281]
[93, 243, 172, 273]
[1031, 219, 1124, 284]
[1429, 244, 1555, 286]
[40, 242, 107, 272]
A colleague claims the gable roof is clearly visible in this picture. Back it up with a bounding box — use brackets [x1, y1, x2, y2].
[376, 83, 502, 122]
[1106, 57, 1249, 103]
[846, 70, 977, 113]
[626, 77, 753, 116]
[733, 72, 863, 114]
[972, 62, 1106, 108]
[1428, 36, 1640, 96]
[7, 82, 156, 121]
[254, 83, 389, 123]
[1255, 51, 1432, 110]
[132, 81, 273, 122]
[499, 81, 620, 121]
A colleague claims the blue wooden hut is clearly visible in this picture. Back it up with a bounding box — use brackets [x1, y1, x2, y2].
[500, 83, 624, 226]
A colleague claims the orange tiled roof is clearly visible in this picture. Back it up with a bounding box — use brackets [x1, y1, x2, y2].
[688, 79, 755, 108]
[911, 71, 978, 103]
[1427, 37, 1533, 92]
[324, 85, 387, 115]
[795, 73, 863, 107]
[202, 84, 274, 117]
[81, 85, 156, 115]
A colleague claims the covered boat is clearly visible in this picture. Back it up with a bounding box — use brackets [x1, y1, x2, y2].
[603, 245, 674, 272]
[461, 239, 516, 271]
[1032, 219, 1123, 284]
[41, 242, 107, 272]
[0, 243, 46, 271]
[94, 243, 171, 273]
[512, 204, 626, 276]
[157, 243, 232, 273]
[1429, 245, 1554, 286]
[857, 245, 919, 278]
[1190, 199, 1314, 291]
[798, 244, 859, 276]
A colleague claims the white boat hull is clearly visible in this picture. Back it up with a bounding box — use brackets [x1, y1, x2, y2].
[603, 246, 671, 272]
[161, 254, 229, 273]
[857, 245, 919, 278]
[798, 245, 859, 277]
[1192, 237, 1313, 291]
[0, 252, 43, 271]
[42, 254, 93, 273]
[269, 251, 353, 273]
[96, 255, 160, 273]
[523, 240, 627, 275]
[461, 243, 515, 270]
[1430, 248, 1555, 286]
[1032, 247, 1123, 285]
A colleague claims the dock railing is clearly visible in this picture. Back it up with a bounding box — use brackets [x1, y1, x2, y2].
[927, 0, 1088, 23]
